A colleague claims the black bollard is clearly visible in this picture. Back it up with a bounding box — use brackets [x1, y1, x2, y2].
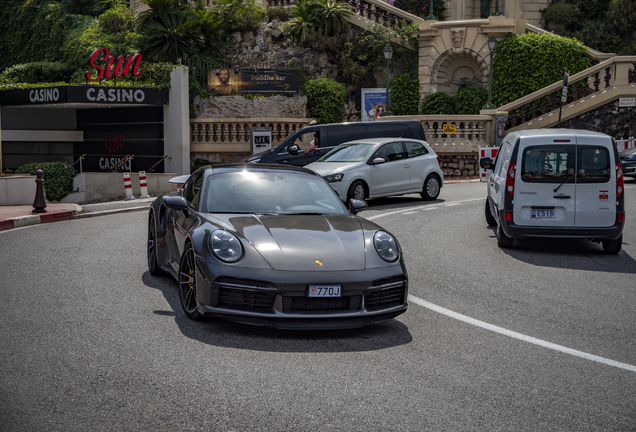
[32, 169, 47, 214]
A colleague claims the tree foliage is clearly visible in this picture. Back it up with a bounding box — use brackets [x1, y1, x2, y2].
[281, 0, 353, 45]
[491, 33, 590, 107]
[388, 72, 419, 115]
[305, 78, 347, 124]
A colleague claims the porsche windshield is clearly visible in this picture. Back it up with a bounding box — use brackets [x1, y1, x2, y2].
[203, 171, 349, 215]
[318, 143, 375, 162]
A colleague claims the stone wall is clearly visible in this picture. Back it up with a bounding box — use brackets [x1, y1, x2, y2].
[559, 100, 636, 139]
[440, 155, 479, 177]
[193, 95, 307, 119]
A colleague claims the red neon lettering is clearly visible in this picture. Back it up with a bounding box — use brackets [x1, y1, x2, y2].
[87, 48, 109, 81]
[104, 135, 124, 157]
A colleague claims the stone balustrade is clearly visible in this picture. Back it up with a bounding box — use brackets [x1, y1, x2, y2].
[378, 115, 495, 154]
[190, 118, 314, 159]
[501, 56, 636, 132]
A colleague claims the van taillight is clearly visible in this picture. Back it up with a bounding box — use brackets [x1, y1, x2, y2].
[506, 163, 516, 196]
[617, 163, 624, 198]
[437, 156, 442, 168]
[505, 211, 512, 221]
[618, 213, 624, 223]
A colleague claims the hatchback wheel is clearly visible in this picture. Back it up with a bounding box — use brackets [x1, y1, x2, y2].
[421, 175, 440, 200]
[347, 180, 367, 202]
[602, 235, 622, 254]
[179, 244, 202, 320]
[147, 213, 165, 276]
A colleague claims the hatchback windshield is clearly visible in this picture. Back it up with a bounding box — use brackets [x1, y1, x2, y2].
[318, 143, 375, 162]
[203, 171, 349, 215]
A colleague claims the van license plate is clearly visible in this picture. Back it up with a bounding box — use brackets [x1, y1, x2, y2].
[308, 285, 341, 297]
[531, 210, 555, 219]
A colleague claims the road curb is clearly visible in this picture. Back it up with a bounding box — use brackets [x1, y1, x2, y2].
[74, 206, 150, 219]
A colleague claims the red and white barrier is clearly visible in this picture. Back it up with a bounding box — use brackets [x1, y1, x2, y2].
[138, 171, 150, 198]
[615, 137, 634, 152]
[123, 172, 136, 200]
[479, 147, 499, 181]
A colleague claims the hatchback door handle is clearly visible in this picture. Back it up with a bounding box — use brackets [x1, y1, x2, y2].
[403, 163, 410, 168]
[554, 195, 571, 199]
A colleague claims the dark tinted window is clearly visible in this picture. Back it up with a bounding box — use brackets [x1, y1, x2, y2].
[577, 146, 611, 183]
[366, 123, 414, 139]
[326, 125, 367, 147]
[405, 141, 428, 158]
[186, 171, 204, 208]
[371, 142, 405, 162]
[521, 145, 574, 183]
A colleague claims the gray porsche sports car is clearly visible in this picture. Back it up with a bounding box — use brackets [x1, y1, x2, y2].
[147, 164, 408, 330]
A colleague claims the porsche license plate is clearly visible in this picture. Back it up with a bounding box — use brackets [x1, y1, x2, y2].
[531, 209, 555, 219]
[308, 285, 341, 297]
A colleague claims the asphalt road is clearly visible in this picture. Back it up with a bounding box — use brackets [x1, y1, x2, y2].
[1, 180, 635, 431]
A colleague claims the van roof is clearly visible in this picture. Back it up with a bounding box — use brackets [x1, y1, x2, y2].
[511, 129, 611, 139]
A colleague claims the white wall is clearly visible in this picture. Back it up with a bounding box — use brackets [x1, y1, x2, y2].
[0, 176, 36, 205]
[164, 67, 190, 176]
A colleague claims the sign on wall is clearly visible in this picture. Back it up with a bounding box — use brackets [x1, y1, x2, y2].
[619, 97, 635, 107]
[208, 69, 300, 95]
[0, 85, 168, 106]
[250, 127, 272, 155]
[86, 48, 142, 81]
[361, 88, 387, 122]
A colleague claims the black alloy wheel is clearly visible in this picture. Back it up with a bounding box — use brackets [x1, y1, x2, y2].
[421, 174, 440, 200]
[485, 199, 497, 227]
[179, 244, 202, 320]
[147, 213, 165, 276]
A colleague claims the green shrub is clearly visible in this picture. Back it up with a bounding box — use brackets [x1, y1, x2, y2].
[267, 5, 290, 22]
[420, 92, 455, 114]
[388, 72, 420, 116]
[305, 78, 347, 124]
[14, 162, 78, 202]
[492, 33, 590, 107]
[453, 86, 488, 115]
[543, 3, 580, 25]
[0, 62, 71, 84]
[192, 158, 210, 171]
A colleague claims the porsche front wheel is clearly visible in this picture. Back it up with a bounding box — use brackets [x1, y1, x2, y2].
[179, 244, 202, 320]
[147, 213, 165, 276]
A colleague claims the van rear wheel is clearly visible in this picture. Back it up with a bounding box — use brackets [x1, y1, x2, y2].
[485, 199, 497, 227]
[602, 235, 622, 254]
[496, 224, 513, 248]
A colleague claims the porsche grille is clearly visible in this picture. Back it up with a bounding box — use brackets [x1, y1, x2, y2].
[365, 278, 406, 311]
[218, 284, 276, 310]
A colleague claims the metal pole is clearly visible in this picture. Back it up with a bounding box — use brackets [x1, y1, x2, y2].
[488, 50, 493, 105]
[386, 59, 390, 112]
[424, 0, 436, 20]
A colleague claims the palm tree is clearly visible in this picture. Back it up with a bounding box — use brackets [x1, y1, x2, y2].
[281, 1, 319, 45]
[311, 0, 352, 36]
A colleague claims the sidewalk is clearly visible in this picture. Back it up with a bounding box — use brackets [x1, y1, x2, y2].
[0, 176, 480, 232]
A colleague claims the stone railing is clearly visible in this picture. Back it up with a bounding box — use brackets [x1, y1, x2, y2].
[190, 118, 314, 155]
[501, 56, 636, 132]
[378, 115, 495, 153]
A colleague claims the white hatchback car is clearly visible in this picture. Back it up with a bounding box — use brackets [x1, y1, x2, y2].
[480, 129, 625, 253]
[305, 138, 444, 202]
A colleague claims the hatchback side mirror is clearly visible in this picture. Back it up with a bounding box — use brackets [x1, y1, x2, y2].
[371, 157, 386, 165]
[349, 199, 367, 214]
[289, 145, 299, 155]
[479, 157, 493, 170]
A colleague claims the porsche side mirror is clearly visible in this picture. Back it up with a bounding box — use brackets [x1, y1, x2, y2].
[289, 145, 299, 155]
[371, 157, 386, 165]
[349, 199, 367, 214]
[479, 157, 493, 170]
[165, 196, 188, 213]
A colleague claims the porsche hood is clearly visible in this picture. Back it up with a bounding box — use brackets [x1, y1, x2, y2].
[207, 214, 367, 271]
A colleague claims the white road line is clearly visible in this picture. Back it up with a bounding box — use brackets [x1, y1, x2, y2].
[408, 294, 636, 373]
[367, 197, 483, 220]
[402, 211, 419, 215]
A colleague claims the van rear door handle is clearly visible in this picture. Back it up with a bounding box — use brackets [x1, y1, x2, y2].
[553, 195, 570, 199]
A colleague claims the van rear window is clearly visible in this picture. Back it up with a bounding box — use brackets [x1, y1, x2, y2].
[521, 146, 573, 183]
[577, 146, 610, 183]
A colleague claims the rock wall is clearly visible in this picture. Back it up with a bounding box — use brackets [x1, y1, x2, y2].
[193, 94, 307, 119]
[440, 155, 479, 177]
[559, 100, 636, 139]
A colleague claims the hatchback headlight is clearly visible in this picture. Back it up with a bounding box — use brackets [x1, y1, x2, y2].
[373, 231, 399, 262]
[324, 173, 344, 182]
[210, 230, 243, 263]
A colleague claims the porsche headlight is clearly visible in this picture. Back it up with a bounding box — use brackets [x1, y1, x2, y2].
[324, 173, 344, 183]
[210, 230, 243, 263]
[248, 158, 261, 164]
[373, 231, 399, 262]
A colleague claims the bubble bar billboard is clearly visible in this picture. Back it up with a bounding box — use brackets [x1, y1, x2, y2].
[208, 69, 300, 95]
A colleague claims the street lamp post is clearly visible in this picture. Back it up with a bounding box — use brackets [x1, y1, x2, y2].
[483, 34, 498, 110]
[383, 44, 393, 116]
[491, 0, 502, 16]
[424, 0, 437, 20]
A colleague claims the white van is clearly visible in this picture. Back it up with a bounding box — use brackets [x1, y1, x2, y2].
[480, 129, 625, 254]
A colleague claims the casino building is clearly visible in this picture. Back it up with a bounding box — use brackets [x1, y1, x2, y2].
[0, 67, 190, 176]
